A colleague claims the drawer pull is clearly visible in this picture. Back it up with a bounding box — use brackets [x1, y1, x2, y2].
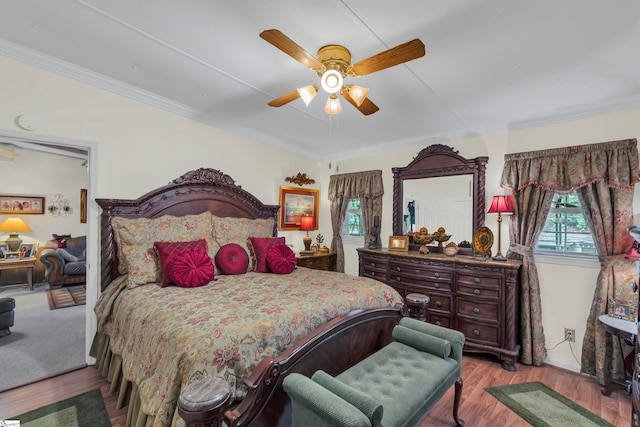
[434, 272, 440, 278]
[396, 266, 401, 271]
[434, 283, 440, 289]
[473, 307, 480, 314]
[435, 301, 442, 307]
[473, 329, 480, 336]
[396, 277, 401, 282]
[474, 289, 480, 295]
[371, 262, 376, 267]
[370, 272, 375, 276]
[435, 321, 441, 326]
[474, 278, 480, 284]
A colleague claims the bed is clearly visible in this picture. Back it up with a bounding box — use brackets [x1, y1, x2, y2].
[91, 168, 404, 427]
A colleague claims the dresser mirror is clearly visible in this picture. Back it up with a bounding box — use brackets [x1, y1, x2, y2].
[392, 144, 489, 246]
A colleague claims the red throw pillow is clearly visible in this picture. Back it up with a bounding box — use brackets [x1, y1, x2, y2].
[247, 236, 286, 272]
[266, 244, 297, 275]
[154, 239, 208, 286]
[215, 243, 250, 275]
[169, 248, 215, 288]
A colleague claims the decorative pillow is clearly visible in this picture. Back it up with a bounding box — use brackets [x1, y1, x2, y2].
[211, 216, 275, 270]
[169, 248, 215, 288]
[56, 248, 79, 263]
[154, 239, 208, 287]
[247, 236, 286, 273]
[112, 212, 214, 274]
[121, 244, 160, 288]
[266, 244, 297, 275]
[215, 243, 249, 275]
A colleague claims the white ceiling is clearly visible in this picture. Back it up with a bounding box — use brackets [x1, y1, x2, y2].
[1, 1, 640, 161]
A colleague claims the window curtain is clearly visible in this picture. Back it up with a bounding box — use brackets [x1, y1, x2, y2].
[501, 139, 639, 379]
[328, 170, 384, 272]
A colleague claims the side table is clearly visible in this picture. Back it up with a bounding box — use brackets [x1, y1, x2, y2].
[296, 251, 337, 271]
[599, 314, 636, 396]
[0, 258, 36, 291]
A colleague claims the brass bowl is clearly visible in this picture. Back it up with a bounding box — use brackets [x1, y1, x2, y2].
[413, 233, 435, 245]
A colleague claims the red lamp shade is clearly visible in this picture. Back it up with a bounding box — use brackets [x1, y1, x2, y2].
[300, 216, 315, 231]
[626, 241, 640, 260]
[487, 195, 513, 214]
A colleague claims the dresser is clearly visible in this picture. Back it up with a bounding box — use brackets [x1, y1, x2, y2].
[357, 247, 522, 371]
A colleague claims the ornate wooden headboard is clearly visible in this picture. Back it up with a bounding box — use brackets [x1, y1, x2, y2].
[95, 168, 280, 290]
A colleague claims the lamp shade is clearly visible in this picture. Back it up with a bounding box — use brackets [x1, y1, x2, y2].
[0, 217, 31, 233]
[626, 241, 640, 260]
[300, 216, 315, 231]
[487, 195, 513, 214]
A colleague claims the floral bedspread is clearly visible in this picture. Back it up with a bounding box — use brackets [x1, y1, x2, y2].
[95, 267, 402, 426]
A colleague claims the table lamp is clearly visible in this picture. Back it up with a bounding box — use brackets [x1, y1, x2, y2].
[300, 216, 315, 256]
[0, 217, 32, 251]
[487, 195, 513, 261]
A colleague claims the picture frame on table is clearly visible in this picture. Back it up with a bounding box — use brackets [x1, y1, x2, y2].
[0, 243, 8, 259]
[0, 195, 45, 214]
[389, 235, 410, 251]
[19, 243, 34, 259]
[608, 299, 636, 321]
[4, 251, 20, 260]
[278, 186, 319, 231]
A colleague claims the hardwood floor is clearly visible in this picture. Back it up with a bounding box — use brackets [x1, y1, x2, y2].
[0, 354, 631, 427]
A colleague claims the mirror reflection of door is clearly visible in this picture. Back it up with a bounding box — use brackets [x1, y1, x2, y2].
[403, 175, 473, 242]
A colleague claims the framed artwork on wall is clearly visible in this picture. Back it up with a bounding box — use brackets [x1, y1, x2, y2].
[0, 195, 45, 214]
[80, 188, 87, 223]
[278, 186, 319, 231]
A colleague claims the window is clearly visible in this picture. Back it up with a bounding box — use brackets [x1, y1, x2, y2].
[535, 192, 596, 256]
[341, 198, 364, 238]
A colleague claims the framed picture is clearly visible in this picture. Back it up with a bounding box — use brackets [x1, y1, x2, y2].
[4, 251, 20, 260]
[19, 243, 34, 259]
[608, 299, 636, 321]
[0, 195, 45, 214]
[389, 235, 410, 251]
[80, 188, 88, 223]
[0, 243, 8, 259]
[278, 186, 319, 231]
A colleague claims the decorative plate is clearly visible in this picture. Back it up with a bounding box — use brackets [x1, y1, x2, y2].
[472, 226, 494, 256]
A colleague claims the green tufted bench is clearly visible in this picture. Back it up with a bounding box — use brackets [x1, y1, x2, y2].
[283, 317, 465, 427]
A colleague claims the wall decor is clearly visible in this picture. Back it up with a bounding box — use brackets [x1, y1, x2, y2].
[80, 188, 88, 223]
[388, 235, 410, 251]
[48, 194, 71, 216]
[285, 172, 316, 186]
[0, 195, 45, 214]
[278, 186, 319, 231]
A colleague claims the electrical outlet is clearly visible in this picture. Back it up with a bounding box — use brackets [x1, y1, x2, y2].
[564, 328, 575, 342]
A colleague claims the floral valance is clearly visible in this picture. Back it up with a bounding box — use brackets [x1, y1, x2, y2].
[328, 170, 384, 200]
[501, 139, 640, 193]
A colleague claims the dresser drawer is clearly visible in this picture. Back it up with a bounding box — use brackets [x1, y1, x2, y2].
[457, 298, 500, 322]
[360, 256, 388, 281]
[428, 314, 451, 328]
[457, 319, 500, 346]
[426, 292, 453, 314]
[389, 262, 453, 291]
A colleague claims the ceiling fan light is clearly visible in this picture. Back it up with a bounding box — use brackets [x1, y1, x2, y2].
[296, 85, 317, 106]
[324, 95, 342, 115]
[320, 69, 344, 94]
[349, 85, 369, 106]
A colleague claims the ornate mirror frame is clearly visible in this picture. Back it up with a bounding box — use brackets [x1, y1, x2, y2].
[392, 144, 489, 238]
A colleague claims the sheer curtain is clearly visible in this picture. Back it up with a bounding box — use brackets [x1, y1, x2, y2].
[328, 170, 384, 272]
[501, 139, 639, 379]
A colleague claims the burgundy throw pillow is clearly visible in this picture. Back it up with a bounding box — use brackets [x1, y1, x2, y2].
[154, 239, 208, 287]
[266, 244, 297, 275]
[247, 236, 286, 272]
[215, 243, 250, 275]
[169, 248, 214, 288]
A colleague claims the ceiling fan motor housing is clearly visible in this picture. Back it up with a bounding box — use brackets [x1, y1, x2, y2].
[316, 45, 352, 77]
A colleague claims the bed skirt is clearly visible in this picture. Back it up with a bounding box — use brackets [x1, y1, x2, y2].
[90, 332, 161, 427]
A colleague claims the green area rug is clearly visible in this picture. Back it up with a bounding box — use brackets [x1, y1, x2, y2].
[9, 389, 110, 427]
[485, 382, 615, 427]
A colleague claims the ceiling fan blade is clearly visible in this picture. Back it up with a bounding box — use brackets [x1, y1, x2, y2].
[351, 39, 425, 76]
[260, 29, 324, 70]
[342, 89, 379, 115]
[268, 89, 301, 107]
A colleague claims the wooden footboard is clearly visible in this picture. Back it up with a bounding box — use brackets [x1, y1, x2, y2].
[226, 305, 402, 427]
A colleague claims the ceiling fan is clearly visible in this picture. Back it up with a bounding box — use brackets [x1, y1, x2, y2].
[260, 29, 425, 116]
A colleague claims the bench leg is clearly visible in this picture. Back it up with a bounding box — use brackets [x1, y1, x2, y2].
[453, 378, 465, 427]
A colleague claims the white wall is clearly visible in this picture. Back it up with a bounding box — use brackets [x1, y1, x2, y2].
[0, 150, 88, 246]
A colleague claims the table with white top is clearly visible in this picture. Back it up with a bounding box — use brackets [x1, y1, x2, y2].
[599, 314, 636, 396]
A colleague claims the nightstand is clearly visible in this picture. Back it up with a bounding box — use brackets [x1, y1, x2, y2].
[296, 251, 337, 271]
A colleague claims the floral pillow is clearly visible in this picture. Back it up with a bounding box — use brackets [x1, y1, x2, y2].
[120, 244, 161, 288]
[211, 216, 275, 270]
[112, 211, 214, 275]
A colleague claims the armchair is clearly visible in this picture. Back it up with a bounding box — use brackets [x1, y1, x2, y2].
[39, 236, 86, 289]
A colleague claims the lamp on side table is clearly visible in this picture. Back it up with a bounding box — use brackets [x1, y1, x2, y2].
[299, 216, 315, 256]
